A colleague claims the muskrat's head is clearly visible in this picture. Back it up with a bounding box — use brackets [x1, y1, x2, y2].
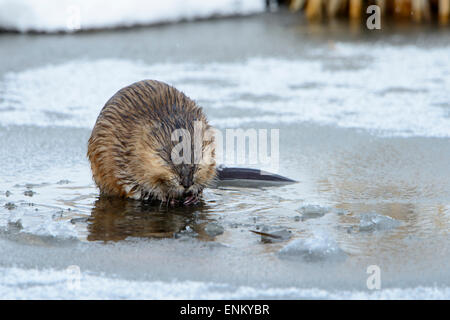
[131, 118, 216, 206]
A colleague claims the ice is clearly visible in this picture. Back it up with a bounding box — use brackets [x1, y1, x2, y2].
[250, 226, 292, 243]
[0, 0, 266, 33]
[204, 223, 225, 237]
[358, 212, 400, 232]
[3, 202, 17, 210]
[278, 232, 346, 262]
[1, 44, 450, 137]
[297, 204, 330, 220]
[0, 206, 78, 241]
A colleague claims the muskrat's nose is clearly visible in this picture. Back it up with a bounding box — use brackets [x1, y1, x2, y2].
[181, 177, 193, 190]
[180, 165, 193, 190]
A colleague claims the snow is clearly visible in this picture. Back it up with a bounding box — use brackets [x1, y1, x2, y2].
[0, 0, 266, 33]
[2, 266, 450, 299]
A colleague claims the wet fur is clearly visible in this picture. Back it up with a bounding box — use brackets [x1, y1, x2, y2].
[87, 80, 216, 203]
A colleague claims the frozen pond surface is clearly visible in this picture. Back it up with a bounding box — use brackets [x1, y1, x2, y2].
[1, 12, 450, 299]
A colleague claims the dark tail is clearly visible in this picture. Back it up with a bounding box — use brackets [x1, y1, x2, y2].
[214, 166, 297, 188]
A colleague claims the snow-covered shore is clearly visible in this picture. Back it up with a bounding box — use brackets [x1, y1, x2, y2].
[0, 0, 266, 33]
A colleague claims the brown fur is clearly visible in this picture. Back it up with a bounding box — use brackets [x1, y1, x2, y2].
[87, 80, 216, 203]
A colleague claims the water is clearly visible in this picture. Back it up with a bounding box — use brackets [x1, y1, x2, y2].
[1, 11, 450, 299]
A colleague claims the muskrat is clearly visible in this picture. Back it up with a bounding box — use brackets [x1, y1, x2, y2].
[87, 80, 216, 206]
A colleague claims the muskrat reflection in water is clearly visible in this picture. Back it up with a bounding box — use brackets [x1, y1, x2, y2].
[87, 196, 215, 242]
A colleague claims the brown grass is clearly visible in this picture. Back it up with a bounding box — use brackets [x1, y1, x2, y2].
[287, 0, 450, 24]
